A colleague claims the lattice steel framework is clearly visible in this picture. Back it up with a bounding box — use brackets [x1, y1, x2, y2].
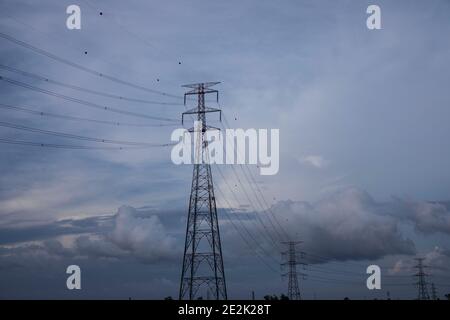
[281, 241, 306, 300]
[179, 82, 226, 300]
[413, 258, 430, 300]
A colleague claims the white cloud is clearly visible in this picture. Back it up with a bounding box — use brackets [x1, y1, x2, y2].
[423, 246, 450, 274]
[75, 235, 127, 259]
[107, 206, 177, 263]
[73, 206, 178, 263]
[0, 205, 178, 266]
[298, 155, 329, 168]
[389, 246, 450, 276]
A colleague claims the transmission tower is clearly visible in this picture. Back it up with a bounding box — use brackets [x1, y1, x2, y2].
[413, 258, 430, 300]
[431, 283, 438, 300]
[281, 241, 306, 300]
[179, 82, 226, 300]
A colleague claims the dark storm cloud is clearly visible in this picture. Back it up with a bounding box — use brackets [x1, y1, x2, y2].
[2, 188, 450, 270]
[0, 205, 179, 268]
[0, 215, 111, 244]
[389, 246, 450, 277]
[386, 199, 450, 235]
[31, 189, 445, 267]
[268, 188, 417, 262]
[0, 189, 448, 299]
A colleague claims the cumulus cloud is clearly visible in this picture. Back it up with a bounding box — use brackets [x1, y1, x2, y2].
[3, 190, 449, 270]
[268, 188, 416, 262]
[75, 235, 127, 259]
[389, 246, 450, 276]
[298, 155, 329, 168]
[106, 205, 177, 263]
[388, 199, 450, 235]
[0, 205, 178, 269]
[69, 205, 178, 263]
[43, 239, 75, 258]
[423, 246, 450, 273]
[0, 242, 66, 270]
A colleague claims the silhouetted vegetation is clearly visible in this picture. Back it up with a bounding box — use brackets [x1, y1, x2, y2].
[264, 294, 289, 300]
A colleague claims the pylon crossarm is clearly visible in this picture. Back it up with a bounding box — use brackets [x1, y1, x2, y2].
[186, 125, 221, 133]
[182, 82, 220, 89]
[182, 108, 221, 125]
[183, 89, 219, 105]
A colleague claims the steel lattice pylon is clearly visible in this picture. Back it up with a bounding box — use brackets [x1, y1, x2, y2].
[413, 258, 430, 300]
[281, 241, 306, 300]
[179, 82, 227, 300]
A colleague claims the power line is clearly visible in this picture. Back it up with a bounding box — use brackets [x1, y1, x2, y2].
[218, 154, 282, 251]
[303, 251, 450, 286]
[221, 114, 290, 241]
[230, 165, 282, 250]
[0, 31, 182, 99]
[222, 111, 418, 272]
[214, 184, 280, 273]
[214, 164, 282, 258]
[0, 75, 178, 122]
[0, 64, 183, 106]
[209, 113, 287, 250]
[0, 10, 177, 91]
[303, 274, 362, 286]
[214, 164, 281, 264]
[240, 163, 289, 240]
[306, 264, 366, 277]
[0, 103, 179, 128]
[221, 111, 449, 289]
[231, 157, 286, 243]
[224, 115, 289, 240]
[303, 259, 443, 280]
[303, 251, 395, 269]
[0, 121, 173, 147]
[80, 0, 183, 67]
[0, 138, 133, 150]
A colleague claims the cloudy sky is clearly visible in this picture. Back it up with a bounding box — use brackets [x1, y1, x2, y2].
[0, 0, 450, 299]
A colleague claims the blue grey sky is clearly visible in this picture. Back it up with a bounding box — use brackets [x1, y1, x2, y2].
[0, 0, 450, 299]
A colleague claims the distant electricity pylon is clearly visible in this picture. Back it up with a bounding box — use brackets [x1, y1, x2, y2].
[413, 258, 430, 300]
[431, 282, 438, 300]
[179, 82, 226, 300]
[281, 241, 306, 300]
